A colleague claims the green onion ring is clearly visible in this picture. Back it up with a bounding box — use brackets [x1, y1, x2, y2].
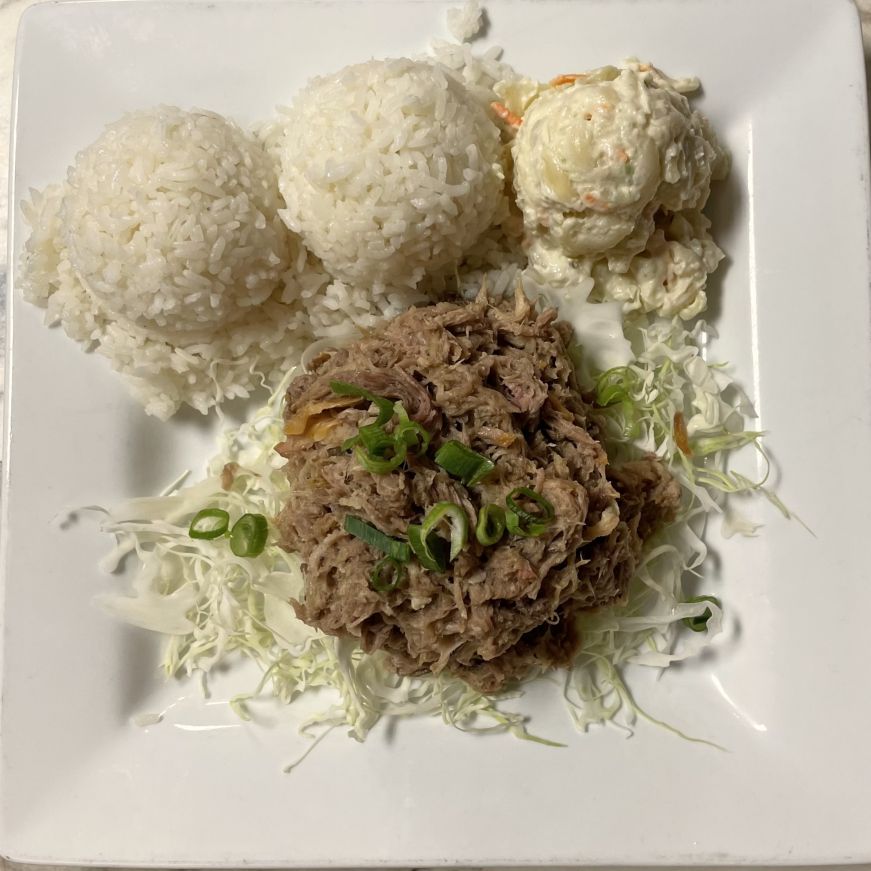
[356, 423, 399, 458]
[229, 513, 269, 557]
[505, 486, 555, 538]
[407, 524, 450, 572]
[370, 557, 406, 594]
[354, 439, 407, 474]
[189, 508, 230, 540]
[393, 402, 432, 457]
[475, 504, 506, 546]
[396, 420, 431, 456]
[422, 502, 468, 562]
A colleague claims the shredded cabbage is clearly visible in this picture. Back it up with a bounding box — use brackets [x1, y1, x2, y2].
[99, 371, 552, 745]
[98, 314, 780, 746]
[564, 315, 792, 731]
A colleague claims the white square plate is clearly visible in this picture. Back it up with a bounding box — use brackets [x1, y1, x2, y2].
[3, 0, 871, 866]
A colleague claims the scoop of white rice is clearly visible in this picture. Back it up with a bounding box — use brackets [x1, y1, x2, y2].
[274, 58, 505, 291]
[60, 107, 289, 335]
[20, 107, 325, 419]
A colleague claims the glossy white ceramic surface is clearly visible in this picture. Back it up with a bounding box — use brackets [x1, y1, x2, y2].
[2, 0, 870, 865]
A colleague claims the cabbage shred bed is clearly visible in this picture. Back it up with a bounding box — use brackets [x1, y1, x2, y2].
[99, 315, 775, 746]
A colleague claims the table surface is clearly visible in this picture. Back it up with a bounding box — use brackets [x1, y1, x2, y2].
[1, 0, 869, 869]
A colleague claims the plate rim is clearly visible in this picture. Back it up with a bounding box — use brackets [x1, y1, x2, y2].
[2, 0, 871, 865]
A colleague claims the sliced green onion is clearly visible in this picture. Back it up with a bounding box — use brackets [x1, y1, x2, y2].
[330, 380, 394, 426]
[682, 595, 722, 632]
[397, 421, 431, 456]
[344, 423, 407, 474]
[475, 504, 506, 546]
[406, 502, 469, 572]
[370, 557, 406, 594]
[423, 502, 468, 561]
[338, 397, 430, 472]
[189, 508, 230, 540]
[434, 440, 495, 486]
[354, 439, 407, 474]
[357, 423, 398, 457]
[229, 513, 268, 557]
[505, 487, 555, 538]
[344, 515, 410, 562]
[506, 487, 554, 523]
[394, 402, 431, 457]
[408, 502, 468, 572]
[407, 524, 450, 572]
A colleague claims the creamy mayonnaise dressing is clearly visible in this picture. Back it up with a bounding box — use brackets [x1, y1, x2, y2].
[499, 62, 729, 320]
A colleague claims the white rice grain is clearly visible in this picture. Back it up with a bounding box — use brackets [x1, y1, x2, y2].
[446, 0, 484, 42]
